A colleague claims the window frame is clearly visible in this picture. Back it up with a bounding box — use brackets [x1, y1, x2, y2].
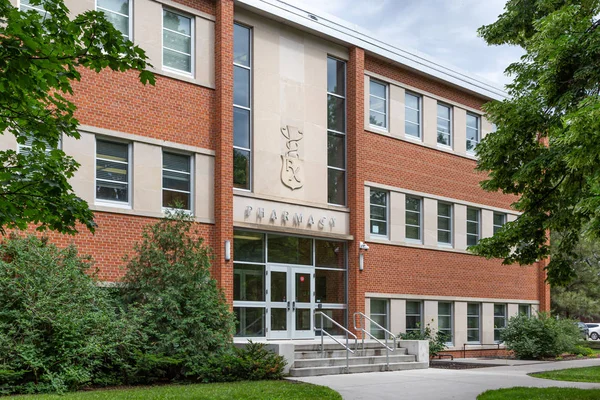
[95, 0, 133, 40]
[94, 137, 132, 208]
[19, 0, 47, 15]
[437, 202, 453, 247]
[494, 303, 507, 343]
[369, 189, 388, 238]
[161, 7, 195, 76]
[405, 196, 422, 243]
[326, 55, 347, 206]
[233, 22, 253, 191]
[436, 102, 452, 148]
[161, 150, 194, 213]
[404, 91, 422, 140]
[518, 304, 531, 317]
[493, 212, 506, 235]
[369, 78, 388, 131]
[370, 298, 390, 340]
[466, 303, 481, 344]
[466, 112, 480, 154]
[405, 300, 423, 335]
[466, 207, 480, 247]
[438, 302, 453, 345]
[16, 134, 61, 154]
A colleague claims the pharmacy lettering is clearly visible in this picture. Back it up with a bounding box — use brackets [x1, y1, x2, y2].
[281, 125, 304, 190]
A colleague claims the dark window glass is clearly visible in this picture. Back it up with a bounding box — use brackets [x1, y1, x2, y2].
[267, 234, 312, 265]
[234, 307, 265, 337]
[315, 240, 346, 269]
[233, 230, 264, 263]
[233, 264, 264, 301]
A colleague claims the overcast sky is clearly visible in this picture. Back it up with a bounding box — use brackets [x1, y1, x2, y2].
[291, 0, 523, 88]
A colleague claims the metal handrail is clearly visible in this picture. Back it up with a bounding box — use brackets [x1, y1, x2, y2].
[315, 311, 358, 373]
[353, 312, 397, 370]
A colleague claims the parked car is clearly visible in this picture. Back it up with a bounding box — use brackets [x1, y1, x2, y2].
[577, 321, 590, 339]
[586, 323, 600, 340]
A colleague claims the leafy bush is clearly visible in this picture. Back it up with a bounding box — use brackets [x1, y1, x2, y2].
[501, 312, 581, 359]
[0, 235, 140, 394]
[119, 209, 236, 381]
[198, 342, 286, 383]
[398, 323, 447, 357]
[573, 344, 595, 357]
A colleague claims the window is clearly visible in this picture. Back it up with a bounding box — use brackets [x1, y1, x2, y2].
[405, 92, 421, 139]
[437, 103, 452, 146]
[16, 134, 59, 155]
[405, 196, 422, 241]
[437, 202, 452, 246]
[467, 303, 480, 342]
[370, 299, 389, 339]
[518, 304, 531, 317]
[494, 304, 507, 342]
[369, 80, 387, 129]
[96, 0, 131, 39]
[233, 24, 251, 190]
[466, 207, 480, 246]
[438, 302, 453, 344]
[327, 56, 346, 205]
[163, 9, 193, 74]
[95, 139, 129, 204]
[406, 301, 422, 334]
[20, 0, 46, 14]
[466, 113, 480, 153]
[370, 189, 388, 237]
[493, 212, 506, 235]
[162, 151, 192, 210]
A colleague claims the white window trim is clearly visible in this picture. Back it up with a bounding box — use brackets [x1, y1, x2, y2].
[405, 300, 423, 334]
[494, 303, 507, 343]
[369, 189, 388, 238]
[466, 112, 480, 155]
[405, 92, 422, 140]
[405, 196, 422, 244]
[438, 301, 454, 346]
[161, 150, 194, 214]
[369, 78, 388, 132]
[326, 55, 347, 207]
[162, 7, 195, 77]
[94, 138, 132, 209]
[493, 212, 506, 235]
[19, 0, 46, 14]
[95, 0, 133, 40]
[436, 102, 453, 149]
[466, 303, 481, 344]
[437, 202, 453, 247]
[466, 207, 480, 246]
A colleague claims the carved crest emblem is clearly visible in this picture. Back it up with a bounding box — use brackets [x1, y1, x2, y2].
[280, 125, 304, 190]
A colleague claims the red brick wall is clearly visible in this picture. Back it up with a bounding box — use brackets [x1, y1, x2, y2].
[172, 0, 215, 15]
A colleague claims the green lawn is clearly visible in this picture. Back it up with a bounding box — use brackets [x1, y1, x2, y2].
[477, 387, 600, 399]
[530, 366, 600, 383]
[9, 381, 341, 400]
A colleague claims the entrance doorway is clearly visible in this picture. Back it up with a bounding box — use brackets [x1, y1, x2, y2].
[268, 265, 314, 339]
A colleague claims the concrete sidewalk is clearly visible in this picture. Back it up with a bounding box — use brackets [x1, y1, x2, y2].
[291, 358, 600, 400]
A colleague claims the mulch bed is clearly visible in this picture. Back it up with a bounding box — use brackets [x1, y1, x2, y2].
[429, 361, 504, 369]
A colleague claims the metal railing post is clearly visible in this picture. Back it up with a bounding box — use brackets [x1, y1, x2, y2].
[353, 311, 397, 371]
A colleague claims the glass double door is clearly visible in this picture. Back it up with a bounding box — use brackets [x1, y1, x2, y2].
[268, 265, 314, 339]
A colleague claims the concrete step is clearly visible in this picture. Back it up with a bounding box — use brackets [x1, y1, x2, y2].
[289, 361, 429, 377]
[294, 341, 399, 352]
[294, 354, 416, 368]
[295, 347, 407, 359]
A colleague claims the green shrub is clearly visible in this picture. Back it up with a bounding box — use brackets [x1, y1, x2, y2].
[119, 209, 236, 382]
[0, 235, 140, 394]
[398, 323, 447, 357]
[198, 341, 286, 382]
[574, 344, 595, 357]
[501, 312, 581, 359]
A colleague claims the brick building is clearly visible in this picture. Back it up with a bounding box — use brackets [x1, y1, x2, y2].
[9, 0, 549, 356]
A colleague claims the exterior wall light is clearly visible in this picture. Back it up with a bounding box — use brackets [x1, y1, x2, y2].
[225, 240, 231, 261]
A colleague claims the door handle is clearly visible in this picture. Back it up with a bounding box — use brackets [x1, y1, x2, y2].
[287, 301, 290, 311]
[292, 301, 296, 311]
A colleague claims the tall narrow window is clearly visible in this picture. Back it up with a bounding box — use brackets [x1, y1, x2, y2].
[95, 139, 129, 204]
[327, 56, 346, 205]
[20, 0, 46, 14]
[466, 113, 480, 153]
[163, 9, 193, 74]
[437, 202, 452, 246]
[438, 302, 453, 344]
[437, 103, 452, 146]
[370, 299, 389, 340]
[162, 151, 192, 210]
[467, 303, 480, 343]
[494, 304, 507, 342]
[493, 212, 506, 235]
[233, 24, 251, 190]
[405, 196, 422, 242]
[97, 0, 131, 39]
[406, 301, 422, 334]
[370, 189, 388, 237]
[369, 79, 387, 129]
[466, 207, 480, 246]
[405, 92, 421, 139]
[518, 304, 531, 317]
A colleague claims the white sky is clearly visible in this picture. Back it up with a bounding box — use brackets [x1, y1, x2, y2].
[291, 0, 523, 88]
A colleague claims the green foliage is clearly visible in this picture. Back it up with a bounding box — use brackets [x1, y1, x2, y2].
[0, 0, 154, 234]
[531, 366, 600, 383]
[478, 387, 600, 400]
[120, 209, 236, 381]
[471, 0, 600, 285]
[198, 342, 286, 383]
[0, 235, 140, 394]
[501, 312, 581, 359]
[398, 323, 448, 357]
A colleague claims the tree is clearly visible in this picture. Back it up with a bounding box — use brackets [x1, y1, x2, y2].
[471, 0, 600, 285]
[0, 0, 154, 234]
[551, 235, 600, 320]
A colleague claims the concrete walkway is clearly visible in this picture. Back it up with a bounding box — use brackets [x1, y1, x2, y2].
[291, 358, 600, 400]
